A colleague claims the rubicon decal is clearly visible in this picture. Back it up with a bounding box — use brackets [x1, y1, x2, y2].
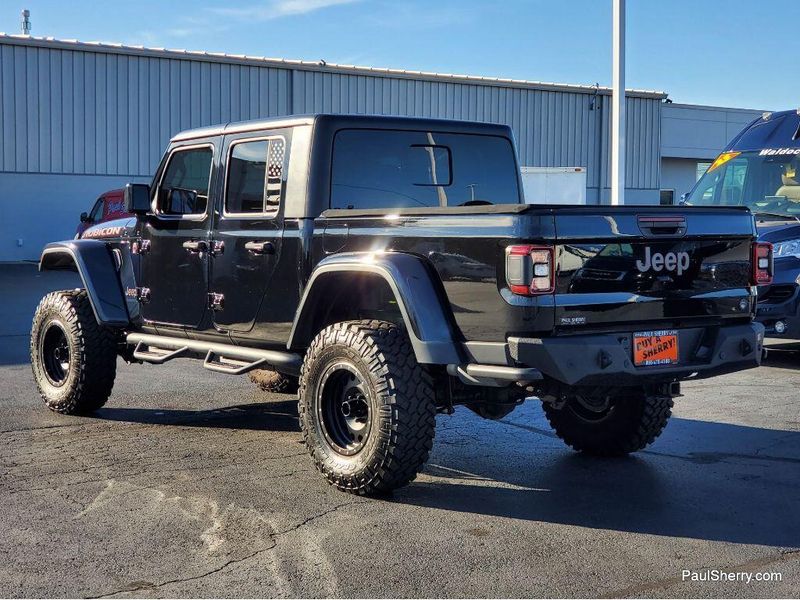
[636, 247, 690, 276]
[82, 226, 125, 239]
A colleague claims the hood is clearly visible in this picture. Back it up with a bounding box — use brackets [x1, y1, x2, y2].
[79, 216, 136, 240]
[755, 219, 800, 243]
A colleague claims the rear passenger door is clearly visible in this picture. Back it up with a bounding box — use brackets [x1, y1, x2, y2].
[209, 130, 289, 334]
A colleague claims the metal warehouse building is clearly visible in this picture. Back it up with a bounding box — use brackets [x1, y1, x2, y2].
[0, 34, 760, 262]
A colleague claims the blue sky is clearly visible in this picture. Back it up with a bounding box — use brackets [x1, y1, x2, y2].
[5, 0, 798, 109]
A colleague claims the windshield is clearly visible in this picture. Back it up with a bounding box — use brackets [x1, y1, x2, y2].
[685, 150, 800, 218]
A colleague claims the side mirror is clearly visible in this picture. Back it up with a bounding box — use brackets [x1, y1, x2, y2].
[124, 183, 151, 215]
[679, 192, 689, 206]
[79, 211, 90, 223]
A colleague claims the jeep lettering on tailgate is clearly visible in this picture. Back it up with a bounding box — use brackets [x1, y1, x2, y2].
[636, 246, 690, 276]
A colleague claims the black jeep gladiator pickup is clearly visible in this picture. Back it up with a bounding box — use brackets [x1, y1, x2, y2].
[31, 114, 770, 495]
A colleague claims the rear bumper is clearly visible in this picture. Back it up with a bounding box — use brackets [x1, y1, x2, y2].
[506, 322, 764, 386]
[756, 281, 800, 338]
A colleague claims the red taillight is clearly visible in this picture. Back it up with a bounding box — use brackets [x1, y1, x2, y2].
[505, 245, 555, 295]
[752, 242, 773, 285]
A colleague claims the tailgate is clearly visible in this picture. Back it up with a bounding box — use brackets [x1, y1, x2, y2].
[553, 206, 756, 332]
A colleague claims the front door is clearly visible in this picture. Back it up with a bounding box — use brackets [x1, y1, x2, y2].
[139, 142, 216, 329]
[210, 132, 288, 335]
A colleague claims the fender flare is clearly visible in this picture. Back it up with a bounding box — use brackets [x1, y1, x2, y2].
[39, 240, 130, 327]
[288, 252, 463, 365]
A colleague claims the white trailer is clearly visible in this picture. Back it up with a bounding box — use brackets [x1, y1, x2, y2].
[520, 166, 587, 205]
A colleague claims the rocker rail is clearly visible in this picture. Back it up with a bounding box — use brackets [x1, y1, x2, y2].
[126, 333, 303, 376]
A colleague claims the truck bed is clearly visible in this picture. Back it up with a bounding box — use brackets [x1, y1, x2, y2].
[316, 203, 757, 341]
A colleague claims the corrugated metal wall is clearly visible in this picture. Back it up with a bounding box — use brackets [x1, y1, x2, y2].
[0, 43, 291, 176]
[0, 39, 662, 193]
[0, 37, 665, 260]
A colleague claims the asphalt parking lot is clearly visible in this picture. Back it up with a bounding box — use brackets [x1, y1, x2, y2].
[1, 264, 798, 598]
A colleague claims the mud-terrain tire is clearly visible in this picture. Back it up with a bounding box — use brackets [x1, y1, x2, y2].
[299, 320, 436, 495]
[30, 290, 118, 415]
[543, 388, 672, 456]
[248, 369, 299, 394]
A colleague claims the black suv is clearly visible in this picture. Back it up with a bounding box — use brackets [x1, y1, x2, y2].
[31, 114, 768, 495]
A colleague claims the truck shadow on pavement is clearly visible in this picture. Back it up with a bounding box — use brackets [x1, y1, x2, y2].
[89, 394, 800, 549]
[393, 408, 800, 549]
[92, 399, 301, 432]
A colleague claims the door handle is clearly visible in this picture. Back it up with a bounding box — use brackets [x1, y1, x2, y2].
[182, 240, 208, 253]
[245, 241, 275, 255]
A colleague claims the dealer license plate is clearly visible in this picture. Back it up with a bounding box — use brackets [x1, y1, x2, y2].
[633, 330, 679, 367]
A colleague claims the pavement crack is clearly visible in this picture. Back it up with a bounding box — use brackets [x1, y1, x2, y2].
[86, 542, 278, 599]
[86, 499, 364, 598]
[271, 499, 364, 538]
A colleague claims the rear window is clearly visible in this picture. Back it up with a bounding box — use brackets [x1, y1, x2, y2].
[330, 129, 520, 210]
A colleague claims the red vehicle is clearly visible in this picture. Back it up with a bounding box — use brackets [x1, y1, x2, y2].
[75, 189, 131, 237]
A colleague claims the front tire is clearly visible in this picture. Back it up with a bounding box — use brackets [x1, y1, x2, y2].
[299, 320, 436, 495]
[543, 388, 673, 456]
[30, 290, 118, 415]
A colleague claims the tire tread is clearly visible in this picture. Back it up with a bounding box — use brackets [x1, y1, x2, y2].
[30, 290, 118, 415]
[543, 391, 673, 456]
[298, 320, 436, 495]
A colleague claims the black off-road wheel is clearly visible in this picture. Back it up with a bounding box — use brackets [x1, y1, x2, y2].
[248, 369, 299, 394]
[543, 388, 673, 456]
[298, 320, 436, 495]
[30, 290, 118, 415]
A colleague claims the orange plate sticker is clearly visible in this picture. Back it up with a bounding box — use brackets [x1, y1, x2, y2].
[633, 330, 679, 367]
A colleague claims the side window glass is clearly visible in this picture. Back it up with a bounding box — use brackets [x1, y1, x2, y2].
[225, 137, 285, 215]
[693, 171, 721, 204]
[89, 198, 104, 222]
[157, 147, 213, 216]
[720, 159, 747, 206]
[227, 141, 267, 214]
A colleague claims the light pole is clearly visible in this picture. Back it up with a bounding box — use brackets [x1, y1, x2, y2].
[611, 0, 625, 206]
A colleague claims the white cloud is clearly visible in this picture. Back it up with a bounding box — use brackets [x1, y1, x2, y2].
[365, 2, 480, 30]
[213, 0, 362, 21]
[130, 0, 361, 45]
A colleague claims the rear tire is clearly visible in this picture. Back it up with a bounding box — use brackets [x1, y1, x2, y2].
[248, 369, 299, 394]
[543, 388, 672, 456]
[298, 320, 436, 495]
[30, 290, 118, 415]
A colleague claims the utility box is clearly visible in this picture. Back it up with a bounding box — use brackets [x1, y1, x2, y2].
[521, 166, 587, 205]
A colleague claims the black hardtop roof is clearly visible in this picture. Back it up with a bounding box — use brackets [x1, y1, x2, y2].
[170, 113, 514, 142]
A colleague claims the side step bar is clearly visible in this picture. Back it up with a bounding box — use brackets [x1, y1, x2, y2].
[126, 333, 302, 376]
[133, 342, 188, 365]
